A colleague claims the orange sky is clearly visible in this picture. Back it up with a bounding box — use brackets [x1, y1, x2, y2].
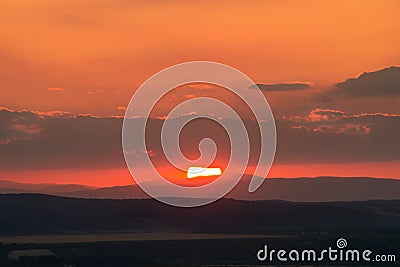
[1, 0, 399, 115]
[0, 1, 399, 186]
[0, 161, 399, 187]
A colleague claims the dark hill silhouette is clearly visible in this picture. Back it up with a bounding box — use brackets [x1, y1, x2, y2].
[0, 194, 399, 235]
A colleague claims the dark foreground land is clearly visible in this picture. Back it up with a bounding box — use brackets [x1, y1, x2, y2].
[1, 233, 399, 266]
[0, 194, 399, 266]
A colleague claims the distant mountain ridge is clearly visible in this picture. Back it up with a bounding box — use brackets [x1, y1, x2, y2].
[0, 180, 95, 194]
[1, 177, 400, 202]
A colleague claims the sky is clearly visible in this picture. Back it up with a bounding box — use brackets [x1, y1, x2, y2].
[0, 0, 399, 186]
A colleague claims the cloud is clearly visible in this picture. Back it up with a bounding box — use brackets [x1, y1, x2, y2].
[187, 84, 214, 90]
[0, 108, 44, 145]
[276, 109, 400, 163]
[303, 108, 346, 122]
[0, 107, 123, 170]
[184, 94, 196, 99]
[0, 124, 43, 145]
[87, 89, 106, 94]
[0, 107, 71, 119]
[47, 87, 65, 92]
[0, 107, 399, 171]
[286, 108, 399, 132]
[334, 66, 400, 97]
[249, 82, 312, 91]
[146, 150, 156, 157]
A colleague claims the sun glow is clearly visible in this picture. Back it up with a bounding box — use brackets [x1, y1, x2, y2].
[187, 167, 222, 179]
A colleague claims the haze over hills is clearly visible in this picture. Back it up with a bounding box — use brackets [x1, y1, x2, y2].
[227, 176, 400, 202]
[0, 180, 95, 194]
[1, 176, 400, 202]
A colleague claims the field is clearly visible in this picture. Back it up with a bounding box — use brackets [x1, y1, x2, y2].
[0, 194, 399, 266]
[0, 233, 282, 244]
[1, 232, 399, 266]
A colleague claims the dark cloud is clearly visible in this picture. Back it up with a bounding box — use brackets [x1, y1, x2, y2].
[334, 66, 400, 97]
[249, 82, 312, 91]
[0, 107, 124, 170]
[0, 107, 399, 171]
[277, 109, 400, 163]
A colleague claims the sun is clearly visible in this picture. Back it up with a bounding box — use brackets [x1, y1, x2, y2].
[187, 167, 222, 179]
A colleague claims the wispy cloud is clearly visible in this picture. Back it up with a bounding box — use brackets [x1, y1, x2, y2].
[249, 82, 312, 91]
[47, 87, 65, 92]
[184, 94, 196, 99]
[87, 89, 106, 94]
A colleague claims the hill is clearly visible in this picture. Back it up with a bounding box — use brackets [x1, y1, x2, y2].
[0, 194, 399, 235]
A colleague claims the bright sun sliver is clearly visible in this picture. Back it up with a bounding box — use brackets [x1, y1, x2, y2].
[187, 167, 222, 179]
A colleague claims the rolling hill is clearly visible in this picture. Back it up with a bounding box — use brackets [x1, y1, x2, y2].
[0, 194, 399, 235]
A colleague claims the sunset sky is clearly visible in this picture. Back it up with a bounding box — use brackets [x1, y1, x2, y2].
[0, 0, 399, 186]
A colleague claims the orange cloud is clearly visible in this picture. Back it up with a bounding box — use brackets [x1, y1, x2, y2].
[87, 89, 106, 94]
[184, 94, 196, 99]
[187, 84, 214, 90]
[47, 87, 65, 92]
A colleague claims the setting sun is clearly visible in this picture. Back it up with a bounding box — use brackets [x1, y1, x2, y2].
[187, 167, 222, 179]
